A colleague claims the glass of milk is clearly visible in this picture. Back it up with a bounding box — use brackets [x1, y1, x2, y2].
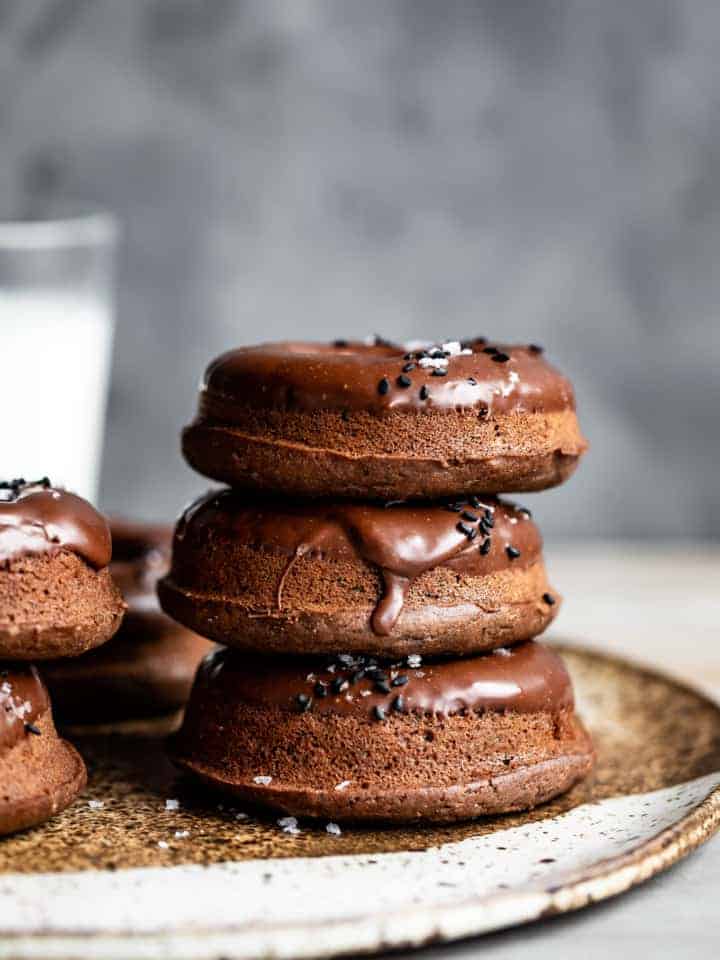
[0, 214, 117, 502]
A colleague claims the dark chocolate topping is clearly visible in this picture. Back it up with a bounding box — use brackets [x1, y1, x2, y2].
[174, 490, 542, 634]
[198, 339, 576, 417]
[0, 665, 49, 752]
[0, 481, 112, 569]
[196, 642, 573, 718]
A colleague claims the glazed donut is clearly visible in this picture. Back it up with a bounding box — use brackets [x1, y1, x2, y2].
[181, 338, 587, 500]
[43, 521, 213, 723]
[170, 642, 594, 823]
[0, 663, 86, 835]
[0, 479, 125, 660]
[158, 489, 559, 658]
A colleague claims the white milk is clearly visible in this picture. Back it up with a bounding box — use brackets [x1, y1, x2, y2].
[0, 290, 114, 500]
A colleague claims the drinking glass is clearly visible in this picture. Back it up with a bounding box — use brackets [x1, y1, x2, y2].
[0, 214, 117, 501]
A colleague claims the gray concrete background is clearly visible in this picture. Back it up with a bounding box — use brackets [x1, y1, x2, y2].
[1, 0, 718, 537]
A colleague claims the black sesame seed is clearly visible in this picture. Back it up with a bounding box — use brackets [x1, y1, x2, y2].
[469, 495, 481, 508]
[419, 385, 430, 400]
[517, 506, 532, 518]
[506, 545, 521, 560]
[24, 722, 42, 735]
[482, 346, 498, 354]
[397, 374, 412, 388]
[331, 677, 348, 695]
[391, 674, 409, 687]
[404, 353, 414, 360]
[296, 693, 312, 712]
[480, 537, 492, 555]
[543, 593, 556, 606]
[528, 344, 544, 354]
[431, 368, 447, 377]
[402, 362, 416, 373]
[350, 669, 366, 685]
[492, 352, 510, 363]
[457, 522, 475, 538]
[483, 511, 494, 528]
[372, 705, 386, 722]
[374, 680, 391, 694]
[430, 349, 445, 359]
[314, 682, 328, 698]
[377, 377, 390, 395]
[337, 654, 354, 666]
[445, 503, 462, 513]
[461, 511, 478, 522]
[467, 377, 478, 386]
[391, 695, 405, 713]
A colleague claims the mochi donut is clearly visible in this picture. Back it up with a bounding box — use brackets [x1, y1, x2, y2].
[170, 642, 594, 823]
[0, 663, 86, 835]
[158, 489, 559, 658]
[181, 338, 587, 500]
[43, 521, 212, 724]
[0, 479, 125, 660]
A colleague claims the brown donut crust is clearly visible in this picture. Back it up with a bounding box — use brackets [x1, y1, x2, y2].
[183, 407, 585, 499]
[172, 689, 593, 823]
[159, 493, 558, 657]
[0, 550, 125, 660]
[159, 563, 558, 657]
[0, 706, 87, 836]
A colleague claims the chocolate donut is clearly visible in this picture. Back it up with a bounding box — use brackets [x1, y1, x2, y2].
[0, 479, 125, 660]
[171, 642, 594, 823]
[158, 490, 559, 657]
[43, 521, 213, 723]
[182, 339, 587, 499]
[0, 664, 86, 835]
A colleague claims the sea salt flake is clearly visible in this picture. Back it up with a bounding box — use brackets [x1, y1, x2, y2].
[335, 780, 351, 791]
[174, 830, 190, 839]
[326, 822, 342, 836]
[441, 340, 462, 356]
[253, 775, 272, 785]
[418, 356, 447, 371]
[157, 840, 170, 849]
[164, 798, 180, 811]
[407, 654, 422, 668]
[87, 800, 104, 810]
[277, 816, 301, 835]
[235, 812, 249, 820]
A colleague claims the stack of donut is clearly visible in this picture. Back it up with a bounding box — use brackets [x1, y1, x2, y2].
[0, 479, 124, 834]
[160, 337, 594, 823]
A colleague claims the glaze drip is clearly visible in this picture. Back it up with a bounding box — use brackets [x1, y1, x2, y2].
[173, 490, 542, 635]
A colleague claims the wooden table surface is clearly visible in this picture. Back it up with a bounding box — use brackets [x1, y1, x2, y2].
[399, 542, 720, 960]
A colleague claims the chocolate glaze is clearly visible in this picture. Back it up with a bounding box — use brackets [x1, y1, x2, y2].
[174, 490, 542, 634]
[198, 340, 576, 417]
[0, 482, 111, 569]
[196, 641, 573, 718]
[0, 665, 49, 753]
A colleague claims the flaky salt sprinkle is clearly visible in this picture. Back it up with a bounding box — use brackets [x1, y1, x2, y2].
[407, 654, 422, 668]
[418, 356, 447, 371]
[253, 775, 272, 785]
[277, 816, 301, 835]
[326, 822, 342, 836]
[164, 798, 180, 811]
[334, 780, 351, 791]
[235, 812, 249, 821]
[494, 647, 512, 657]
[157, 840, 170, 849]
[174, 830, 190, 839]
[87, 800, 104, 810]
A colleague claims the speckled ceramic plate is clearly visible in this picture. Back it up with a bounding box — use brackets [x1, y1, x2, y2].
[1, 644, 720, 960]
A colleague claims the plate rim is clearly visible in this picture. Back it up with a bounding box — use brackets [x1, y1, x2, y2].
[2, 642, 720, 959]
